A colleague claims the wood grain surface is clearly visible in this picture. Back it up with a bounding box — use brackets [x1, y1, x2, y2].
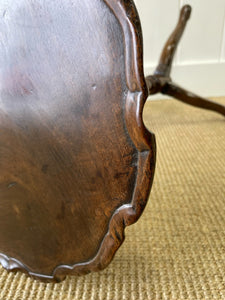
[0, 0, 156, 281]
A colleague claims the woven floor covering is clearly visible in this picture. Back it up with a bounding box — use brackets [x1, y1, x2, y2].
[0, 98, 224, 300]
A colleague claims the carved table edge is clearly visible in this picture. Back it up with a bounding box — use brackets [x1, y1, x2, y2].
[0, 0, 156, 282]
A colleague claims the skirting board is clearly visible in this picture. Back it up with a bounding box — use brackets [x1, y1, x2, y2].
[145, 62, 225, 100]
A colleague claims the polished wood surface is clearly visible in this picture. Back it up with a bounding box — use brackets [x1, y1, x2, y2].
[0, 0, 224, 283]
[0, 0, 156, 281]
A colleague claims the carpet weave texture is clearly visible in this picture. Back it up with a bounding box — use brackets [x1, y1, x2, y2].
[0, 98, 224, 300]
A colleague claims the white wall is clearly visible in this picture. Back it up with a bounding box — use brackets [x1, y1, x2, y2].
[134, 0, 225, 98]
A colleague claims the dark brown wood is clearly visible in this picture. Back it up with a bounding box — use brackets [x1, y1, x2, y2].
[154, 5, 191, 78]
[0, 0, 224, 284]
[146, 5, 192, 94]
[146, 5, 225, 117]
[0, 0, 156, 282]
[162, 82, 225, 117]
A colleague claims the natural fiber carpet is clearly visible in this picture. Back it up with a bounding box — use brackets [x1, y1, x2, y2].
[0, 98, 224, 300]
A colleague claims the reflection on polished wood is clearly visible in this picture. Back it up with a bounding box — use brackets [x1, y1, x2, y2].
[0, 0, 155, 282]
[0, 0, 223, 283]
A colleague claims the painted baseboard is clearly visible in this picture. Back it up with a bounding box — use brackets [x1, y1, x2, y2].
[145, 62, 225, 100]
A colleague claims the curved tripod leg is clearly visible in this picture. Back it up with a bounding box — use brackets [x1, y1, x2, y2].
[146, 5, 225, 118]
[162, 82, 225, 117]
[146, 5, 192, 94]
[154, 5, 191, 78]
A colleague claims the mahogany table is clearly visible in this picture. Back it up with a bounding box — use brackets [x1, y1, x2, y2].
[0, 0, 224, 282]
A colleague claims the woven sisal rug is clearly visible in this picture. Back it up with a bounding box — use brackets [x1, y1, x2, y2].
[0, 98, 224, 300]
